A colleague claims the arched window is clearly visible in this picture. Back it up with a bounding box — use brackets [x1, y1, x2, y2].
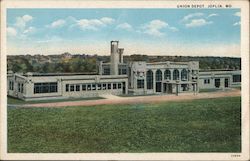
[164, 70, 171, 80]
[156, 70, 162, 81]
[146, 70, 153, 89]
[173, 69, 179, 80]
[181, 69, 188, 81]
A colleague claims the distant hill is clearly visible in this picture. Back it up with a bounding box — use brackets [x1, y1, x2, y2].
[7, 53, 241, 73]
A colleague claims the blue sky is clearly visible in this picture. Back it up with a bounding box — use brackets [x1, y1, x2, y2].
[7, 9, 241, 57]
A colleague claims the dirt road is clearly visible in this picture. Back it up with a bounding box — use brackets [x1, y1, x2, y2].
[23, 89, 241, 108]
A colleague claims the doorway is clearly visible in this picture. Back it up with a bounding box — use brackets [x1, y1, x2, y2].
[215, 79, 220, 88]
[122, 82, 126, 94]
[225, 78, 229, 88]
[156, 82, 162, 92]
[164, 83, 172, 94]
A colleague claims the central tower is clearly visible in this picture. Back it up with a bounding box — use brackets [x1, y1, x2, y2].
[110, 41, 124, 75]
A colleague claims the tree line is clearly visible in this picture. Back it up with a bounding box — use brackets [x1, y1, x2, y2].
[7, 54, 241, 73]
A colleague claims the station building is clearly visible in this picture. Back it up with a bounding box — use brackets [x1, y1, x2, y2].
[7, 41, 241, 101]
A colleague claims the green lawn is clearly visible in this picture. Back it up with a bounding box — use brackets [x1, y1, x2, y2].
[8, 96, 241, 153]
[7, 96, 104, 105]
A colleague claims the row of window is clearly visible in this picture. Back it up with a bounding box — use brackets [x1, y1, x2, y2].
[203, 75, 241, 85]
[34, 82, 58, 94]
[65, 83, 123, 92]
[9, 81, 24, 93]
[148, 69, 189, 82]
[145, 69, 189, 90]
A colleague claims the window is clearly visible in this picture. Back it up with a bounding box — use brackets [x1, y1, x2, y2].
[181, 69, 188, 81]
[21, 83, 24, 93]
[92, 84, 96, 90]
[204, 79, 210, 84]
[98, 84, 102, 90]
[164, 70, 171, 80]
[104, 68, 110, 75]
[82, 84, 86, 91]
[215, 79, 220, 88]
[49, 83, 57, 92]
[70, 85, 75, 91]
[34, 82, 58, 94]
[9, 81, 14, 90]
[108, 83, 111, 89]
[18, 83, 21, 92]
[137, 79, 144, 89]
[87, 84, 91, 91]
[147, 70, 153, 89]
[102, 83, 106, 90]
[173, 69, 179, 80]
[122, 68, 127, 75]
[118, 83, 122, 89]
[156, 70, 162, 81]
[113, 83, 117, 89]
[76, 84, 80, 91]
[233, 75, 241, 82]
[66, 84, 69, 92]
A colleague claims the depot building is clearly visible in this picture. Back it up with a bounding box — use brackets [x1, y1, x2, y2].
[7, 41, 241, 101]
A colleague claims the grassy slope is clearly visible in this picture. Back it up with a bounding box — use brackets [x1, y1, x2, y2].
[8, 97, 241, 153]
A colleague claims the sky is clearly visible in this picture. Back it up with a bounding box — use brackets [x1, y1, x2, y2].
[7, 9, 241, 57]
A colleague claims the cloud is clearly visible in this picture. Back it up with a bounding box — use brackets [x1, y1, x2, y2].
[182, 13, 204, 22]
[100, 17, 114, 24]
[7, 27, 17, 36]
[182, 13, 214, 28]
[141, 20, 168, 37]
[185, 19, 213, 28]
[47, 19, 66, 28]
[75, 17, 115, 31]
[116, 23, 133, 31]
[23, 26, 36, 34]
[140, 19, 178, 37]
[234, 12, 241, 17]
[207, 13, 218, 18]
[15, 14, 33, 29]
[233, 21, 241, 26]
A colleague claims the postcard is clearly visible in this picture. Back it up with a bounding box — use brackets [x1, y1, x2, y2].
[0, 0, 249, 160]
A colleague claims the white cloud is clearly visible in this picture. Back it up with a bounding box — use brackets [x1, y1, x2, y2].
[207, 13, 218, 18]
[140, 19, 178, 37]
[182, 13, 215, 28]
[233, 21, 241, 26]
[75, 17, 115, 31]
[22, 15, 33, 22]
[23, 26, 36, 34]
[47, 19, 66, 28]
[100, 17, 114, 24]
[141, 20, 168, 37]
[182, 13, 204, 22]
[185, 19, 213, 28]
[15, 14, 33, 29]
[7, 27, 17, 36]
[234, 12, 241, 17]
[116, 23, 133, 31]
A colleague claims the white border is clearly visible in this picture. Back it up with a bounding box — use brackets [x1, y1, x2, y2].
[1, 0, 249, 160]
